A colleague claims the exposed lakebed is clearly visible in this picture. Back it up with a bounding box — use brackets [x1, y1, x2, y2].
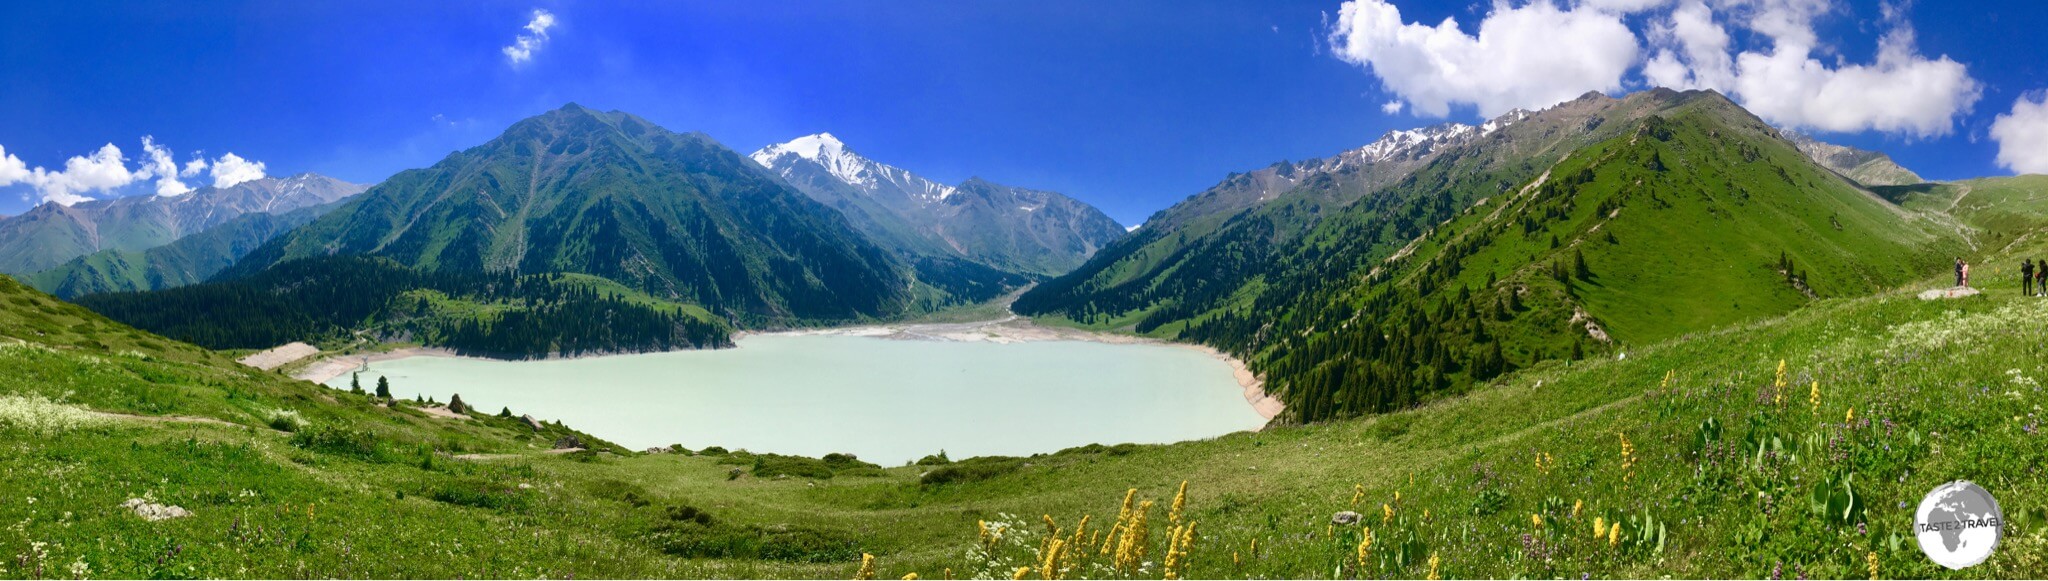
[322, 318, 1271, 464]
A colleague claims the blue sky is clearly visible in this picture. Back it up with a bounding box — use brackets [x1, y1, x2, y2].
[4, 1, 2048, 225]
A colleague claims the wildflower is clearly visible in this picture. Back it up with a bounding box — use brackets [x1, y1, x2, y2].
[1356, 526, 1374, 568]
[1846, 407, 1855, 423]
[1618, 432, 1638, 482]
[1040, 538, 1066, 580]
[1810, 381, 1821, 413]
[856, 553, 877, 580]
[1351, 483, 1365, 507]
[945, 569, 953, 580]
[1249, 537, 1258, 557]
[1866, 551, 1879, 580]
[68, 558, 88, 580]
[1114, 500, 1155, 573]
[1043, 514, 1058, 536]
[1012, 566, 1031, 580]
[1382, 503, 1394, 524]
[1593, 517, 1606, 540]
[1662, 369, 1676, 389]
[1233, 551, 1241, 567]
[1572, 499, 1584, 519]
[1162, 521, 1197, 580]
[1169, 481, 1189, 525]
[1608, 522, 1621, 548]
[1426, 551, 1441, 580]
[1532, 513, 1545, 529]
[903, 574, 919, 581]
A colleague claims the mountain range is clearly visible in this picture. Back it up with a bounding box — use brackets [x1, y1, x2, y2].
[0, 173, 364, 275]
[751, 133, 1125, 277]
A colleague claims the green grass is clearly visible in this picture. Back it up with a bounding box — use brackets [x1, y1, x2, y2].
[7, 243, 2048, 578]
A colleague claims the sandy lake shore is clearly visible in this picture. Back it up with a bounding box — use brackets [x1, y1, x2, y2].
[293, 314, 1284, 424]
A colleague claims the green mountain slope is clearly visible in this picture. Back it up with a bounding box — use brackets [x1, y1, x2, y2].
[229, 104, 914, 326]
[1023, 90, 1965, 423]
[25, 202, 336, 299]
[0, 174, 363, 275]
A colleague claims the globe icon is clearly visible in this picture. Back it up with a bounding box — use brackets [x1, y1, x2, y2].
[1914, 480, 2004, 570]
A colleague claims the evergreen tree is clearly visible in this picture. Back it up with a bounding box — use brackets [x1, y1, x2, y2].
[375, 376, 392, 400]
[498, 407, 513, 418]
[350, 372, 362, 393]
[447, 393, 468, 415]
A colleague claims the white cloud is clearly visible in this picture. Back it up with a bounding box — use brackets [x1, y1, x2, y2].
[0, 145, 28, 188]
[1637, 0, 1978, 137]
[1991, 92, 2048, 175]
[502, 9, 556, 66]
[1578, 0, 1675, 13]
[1381, 100, 1405, 114]
[22, 143, 140, 206]
[1328, 0, 1641, 118]
[179, 154, 207, 178]
[138, 136, 193, 197]
[1337, 0, 1981, 139]
[0, 139, 272, 206]
[209, 153, 267, 188]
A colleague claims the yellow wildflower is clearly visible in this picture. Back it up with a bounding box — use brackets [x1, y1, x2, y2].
[902, 575, 919, 581]
[1011, 567, 1031, 580]
[1382, 503, 1394, 524]
[1618, 432, 1638, 482]
[1867, 551, 1879, 580]
[1170, 480, 1189, 525]
[1351, 483, 1365, 507]
[1593, 517, 1606, 540]
[1810, 380, 1822, 412]
[1531, 513, 1544, 529]
[1572, 499, 1583, 519]
[1233, 551, 1241, 567]
[1114, 500, 1155, 573]
[1043, 514, 1058, 536]
[1355, 526, 1374, 568]
[944, 569, 953, 580]
[1249, 537, 1259, 557]
[1662, 369, 1675, 389]
[1774, 360, 1787, 389]
[1426, 551, 1441, 580]
[1846, 407, 1855, 423]
[1039, 539, 1065, 580]
[1608, 522, 1622, 547]
[856, 553, 877, 580]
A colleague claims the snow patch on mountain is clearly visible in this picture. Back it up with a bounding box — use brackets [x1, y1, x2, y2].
[752, 133, 956, 202]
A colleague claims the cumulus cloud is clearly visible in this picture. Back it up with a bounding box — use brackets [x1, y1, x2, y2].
[1578, 0, 1675, 13]
[138, 136, 192, 197]
[1328, 0, 1641, 118]
[1333, 0, 1981, 138]
[209, 153, 267, 188]
[0, 145, 28, 188]
[502, 9, 556, 65]
[1991, 92, 2048, 174]
[1645, 0, 1979, 137]
[0, 139, 271, 206]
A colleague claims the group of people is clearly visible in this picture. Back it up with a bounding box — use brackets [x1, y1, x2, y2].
[1952, 258, 2048, 295]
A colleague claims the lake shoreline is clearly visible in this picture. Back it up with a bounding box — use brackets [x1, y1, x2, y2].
[296, 315, 1282, 424]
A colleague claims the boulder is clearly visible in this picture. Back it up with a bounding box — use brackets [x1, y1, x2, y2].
[520, 414, 544, 431]
[446, 393, 469, 415]
[1332, 511, 1363, 525]
[121, 498, 192, 521]
[553, 434, 585, 450]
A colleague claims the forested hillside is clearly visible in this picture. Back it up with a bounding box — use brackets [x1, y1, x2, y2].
[1021, 90, 1963, 423]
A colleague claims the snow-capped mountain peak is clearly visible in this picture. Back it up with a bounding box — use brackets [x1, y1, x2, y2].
[752, 134, 955, 202]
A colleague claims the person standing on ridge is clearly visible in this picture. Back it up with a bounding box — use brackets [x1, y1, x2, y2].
[2037, 257, 2047, 296]
[1955, 258, 1965, 287]
[2026, 259, 2037, 297]
[1962, 260, 1972, 288]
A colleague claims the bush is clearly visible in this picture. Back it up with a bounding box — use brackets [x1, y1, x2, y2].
[427, 478, 534, 512]
[752, 454, 834, 479]
[698, 446, 729, 456]
[919, 457, 1025, 485]
[914, 451, 952, 466]
[288, 426, 384, 461]
[649, 520, 859, 563]
[264, 409, 306, 433]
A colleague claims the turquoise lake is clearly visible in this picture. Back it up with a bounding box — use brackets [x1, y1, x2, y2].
[327, 334, 1267, 464]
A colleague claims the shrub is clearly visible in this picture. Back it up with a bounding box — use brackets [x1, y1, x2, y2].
[264, 409, 306, 433]
[698, 446, 729, 456]
[919, 457, 1024, 485]
[915, 451, 952, 466]
[752, 454, 835, 479]
[288, 426, 385, 462]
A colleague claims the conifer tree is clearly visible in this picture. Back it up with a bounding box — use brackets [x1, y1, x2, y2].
[375, 376, 392, 400]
